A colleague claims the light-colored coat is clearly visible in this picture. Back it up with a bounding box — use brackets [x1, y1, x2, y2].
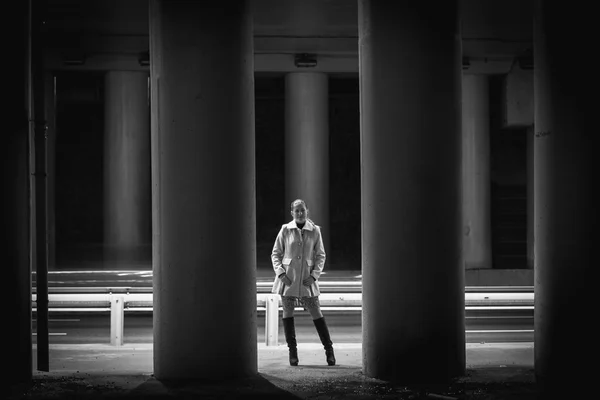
[271, 220, 326, 297]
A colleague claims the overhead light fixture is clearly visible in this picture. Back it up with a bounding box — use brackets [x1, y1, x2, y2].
[138, 52, 150, 67]
[294, 53, 317, 68]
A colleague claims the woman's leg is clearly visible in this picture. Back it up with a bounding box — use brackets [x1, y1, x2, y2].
[302, 296, 335, 366]
[281, 296, 297, 319]
[281, 296, 298, 365]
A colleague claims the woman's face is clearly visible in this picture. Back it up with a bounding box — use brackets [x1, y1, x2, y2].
[291, 204, 308, 224]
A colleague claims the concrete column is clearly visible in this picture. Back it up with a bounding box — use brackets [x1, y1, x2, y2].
[359, 0, 464, 382]
[103, 71, 151, 268]
[3, 0, 32, 385]
[533, 1, 593, 397]
[284, 72, 330, 257]
[149, 0, 256, 380]
[4, 89, 32, 388]
[462, 75, 492, 270]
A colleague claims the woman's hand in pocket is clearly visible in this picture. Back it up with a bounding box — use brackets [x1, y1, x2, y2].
[279, 273, 292, 286]
[303, 275, 315, 286]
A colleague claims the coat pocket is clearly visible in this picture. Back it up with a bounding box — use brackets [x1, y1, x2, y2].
[306, 259, 314, 267]
[282, 257, 292, 266]
[272, 277, 285, 295]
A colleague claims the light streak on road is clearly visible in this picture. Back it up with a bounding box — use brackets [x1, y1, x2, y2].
[49, 319, 80, 322]
[466, 316, 532, 319]
[467, 330, 533, 333]
[33, 333, 67, 336]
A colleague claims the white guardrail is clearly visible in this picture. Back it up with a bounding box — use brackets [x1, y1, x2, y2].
[32, 286, 534, 347]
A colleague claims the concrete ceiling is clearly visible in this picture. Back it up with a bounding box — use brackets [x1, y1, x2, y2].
[41, 0, 533, 74]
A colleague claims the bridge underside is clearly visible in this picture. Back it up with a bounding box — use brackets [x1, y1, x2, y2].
[5, 1, 593, 398]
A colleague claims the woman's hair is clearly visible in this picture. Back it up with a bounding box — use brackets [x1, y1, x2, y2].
[290, 198, 308, 210]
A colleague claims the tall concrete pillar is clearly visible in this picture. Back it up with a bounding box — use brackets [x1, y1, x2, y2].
[284, 72, 330, 257]
[149, 0, 256, 380]
[533, 1, 593, 397]
[3, 0, 32, 386]
[103, 71, 151, 268]
[462, 75, 492, 270]
[359, 0, 464, 382]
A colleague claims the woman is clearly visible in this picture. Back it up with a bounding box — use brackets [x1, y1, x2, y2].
[271, 199, 335, 366]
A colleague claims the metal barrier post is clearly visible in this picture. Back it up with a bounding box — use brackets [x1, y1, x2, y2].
[265, 294, 279, 346]
[110, 295, 125, 346]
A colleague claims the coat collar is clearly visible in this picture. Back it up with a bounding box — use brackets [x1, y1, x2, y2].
[286, 219, 315, 231]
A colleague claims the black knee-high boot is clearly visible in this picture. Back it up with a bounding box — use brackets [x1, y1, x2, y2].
[282, 317, 299, 366]
[313, 317, 336, 366]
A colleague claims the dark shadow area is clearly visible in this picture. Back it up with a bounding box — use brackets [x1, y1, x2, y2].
[328, 76, 361, 271]
[128, 375, 303, 399]
[488, 75, 528, 270]
[264, 368, 539, 400]
[9, 374, 303, 399]
[255, 74, 286, 271]
[54, 72, 106, 269]
[8, 366, 540, 399]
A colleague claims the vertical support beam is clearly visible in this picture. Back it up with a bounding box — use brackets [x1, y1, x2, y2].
[284, 72, 330, 258]
[533, 1, 593, 397]
[149, 0, 257, 380]
[104, 71, 151, 269]
[265, 294, 279, 346]
[110, 295, 125, 346]
[3, 0, 33, 387]
[359, 0, 464, 382]
[462, 74, 492, 270]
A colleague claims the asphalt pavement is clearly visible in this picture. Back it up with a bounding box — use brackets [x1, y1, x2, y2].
[36, 311, 534, 345]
